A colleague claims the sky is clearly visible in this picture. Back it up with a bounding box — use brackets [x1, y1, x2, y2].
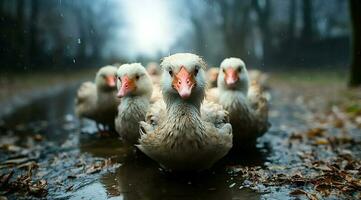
[110, 0, 190, 59]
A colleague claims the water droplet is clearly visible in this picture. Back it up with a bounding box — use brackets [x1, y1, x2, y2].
[73, 58, 76, 63]
[77, 38, 81, 44]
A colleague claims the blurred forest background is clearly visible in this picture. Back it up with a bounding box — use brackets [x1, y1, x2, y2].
[0, 0, 360, 85]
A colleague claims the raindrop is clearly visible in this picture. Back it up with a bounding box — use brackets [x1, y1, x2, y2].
[77, 38, 81, 44]
[73, 58, 76, 63]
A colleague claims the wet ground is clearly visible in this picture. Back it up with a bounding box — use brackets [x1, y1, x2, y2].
[0, 81, 360, 199]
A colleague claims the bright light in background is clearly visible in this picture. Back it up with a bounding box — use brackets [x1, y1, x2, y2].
[123, 0, 175, 57]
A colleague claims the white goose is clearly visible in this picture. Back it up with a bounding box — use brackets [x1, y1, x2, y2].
[207, 58, 269, 149]
[75, 66, 120, 129]
[137, 53, 232, 171]
[114, 63, 153, 144]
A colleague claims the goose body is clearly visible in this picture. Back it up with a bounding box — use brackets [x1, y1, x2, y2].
[75, 66, 119, 128]
[137, 53, 232, 171]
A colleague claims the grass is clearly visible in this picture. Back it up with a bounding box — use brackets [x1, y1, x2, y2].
[268, 69, 360, 118]
[269, 69, 348, 86]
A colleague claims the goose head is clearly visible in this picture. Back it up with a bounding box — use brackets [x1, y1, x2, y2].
[160, 53, 207, 106]
[95, 65, 117, 91]
[218, 57, 249, 94]
[116, 63, 153, 99]
[146, 62, 161, 76]
[207, 67, 219, 88]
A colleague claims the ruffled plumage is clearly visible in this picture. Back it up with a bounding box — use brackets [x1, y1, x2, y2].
[137, 99, 232, 171]
[136, 53, 233, 171]
[206, 58, 270, 148]
[114, 63, 153, 144]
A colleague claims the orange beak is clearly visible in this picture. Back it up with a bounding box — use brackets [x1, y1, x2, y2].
[173, 67, 195, 99]
[224, 68, 239, 86]
[105, 75, 116, 87]
[117, 75, 136, 98]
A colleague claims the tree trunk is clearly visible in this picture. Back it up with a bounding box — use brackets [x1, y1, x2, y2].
[16, 0, 25, 68]
[252, 0, 272, 65]
[288, 0, 296, 40]
[218, 1, 251, 58]
[349, 0, 361, 87]
[29, 0, 39, 67]
[16, 0, 24, 31]
[301, 0, 314, 41]
[191, 16, 206, 56]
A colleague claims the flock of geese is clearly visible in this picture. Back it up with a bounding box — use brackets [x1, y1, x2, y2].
[75, 53, 270, 171]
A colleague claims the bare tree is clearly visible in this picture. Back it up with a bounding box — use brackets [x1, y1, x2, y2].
[16, 0, 25, 66]
[252, 0, 272, 63]
[288, 0, 296, 40]
[29, 0, 39, 66]
[214, 0, 252, 57]
[349, 0, 361, 87]
[301, 0, 314, 41]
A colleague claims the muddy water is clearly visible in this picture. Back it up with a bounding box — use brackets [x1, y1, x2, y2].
[0, 86, 269, 200]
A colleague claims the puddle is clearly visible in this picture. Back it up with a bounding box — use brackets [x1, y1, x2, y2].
[0, 86, 270, 199]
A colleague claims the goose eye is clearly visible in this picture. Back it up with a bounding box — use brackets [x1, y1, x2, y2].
[237, 67, 242, 72]
[135, 75, 140, 80]
[168, 70, 173, 76]
[194, 67, 199, 76]
[222, 68, 226, 73]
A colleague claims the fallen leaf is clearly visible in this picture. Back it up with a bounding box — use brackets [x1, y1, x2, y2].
[306, 128, 325, 138]
[290, 189, 307, 196]
[0, 144, 22, 152]
[290, 189, 318, 200]
[314, 138, 329, 145]
[315, 184, 331, 196]
[33, 134, 44, 142]
[0, 170, 14, 188]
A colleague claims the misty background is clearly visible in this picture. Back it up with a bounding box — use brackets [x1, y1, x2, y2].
[0, 0, 353, 72]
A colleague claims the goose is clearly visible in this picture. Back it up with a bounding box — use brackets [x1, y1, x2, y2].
[137, 53, 232, 171]
[206, 67, 219, 88]
[115, 63, 153, 144]
[146, 62, 161, 85]
[207, 58, 269, 149]
[75, 65, 120, 130]
[248, 69, 269, 88]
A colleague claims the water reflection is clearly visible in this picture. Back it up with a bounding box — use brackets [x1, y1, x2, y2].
[0, 86, 78, 145]
[79, 133, 264, 200]
[100, 161, 261, 200]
